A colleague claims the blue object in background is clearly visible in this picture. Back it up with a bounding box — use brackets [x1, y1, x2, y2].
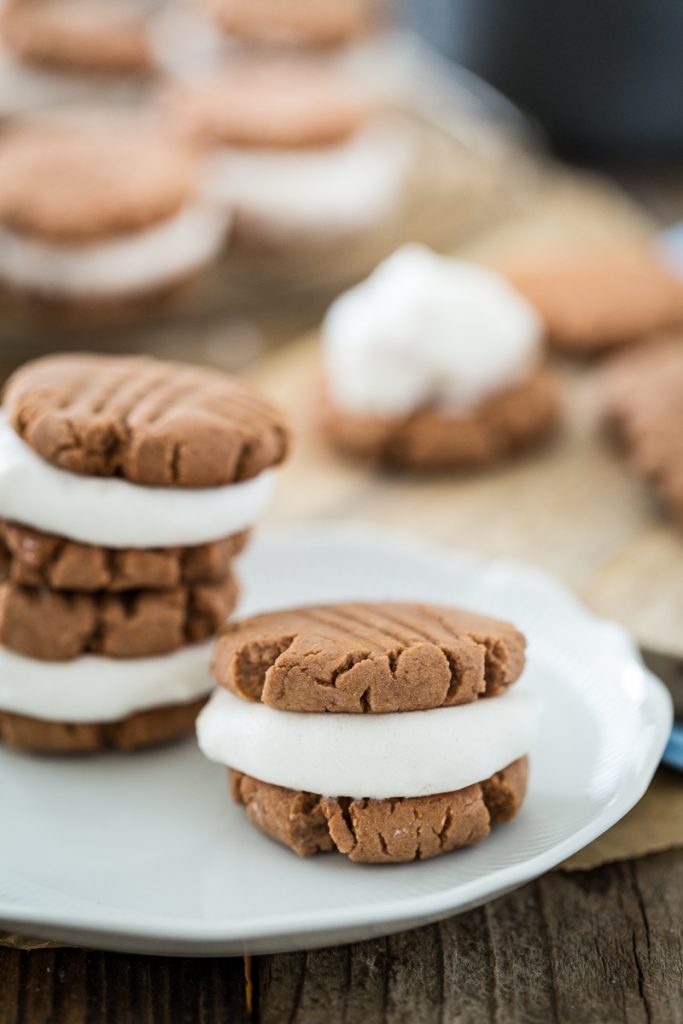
[663, 724, 683, 772]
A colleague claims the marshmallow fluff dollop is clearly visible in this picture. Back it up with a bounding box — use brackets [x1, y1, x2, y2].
[0, 203, 230, 296]
[323, 244, 543, 416]
[0, 641, 214, 722]
[0, 414, 277, 548]
[196, 685, 540, 799]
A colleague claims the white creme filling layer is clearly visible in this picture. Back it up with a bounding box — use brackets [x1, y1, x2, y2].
[323, 244, 543, 416]
[0, 202, 230, 297]
[0, 641, 214, 722]
[204, 122, 413, 233]
[0, 414, 277, 548]
[196, 685, 540, 799]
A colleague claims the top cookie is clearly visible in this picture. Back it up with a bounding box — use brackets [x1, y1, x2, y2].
[171, 61, 373, 149]
[3, 353, 288, 487]
[203, 0, 372, 47]
[0, 0, 152, 74]
[212, 601, 526, 713]
[502, 247, 683, 354]
[0, 125, 195, 243]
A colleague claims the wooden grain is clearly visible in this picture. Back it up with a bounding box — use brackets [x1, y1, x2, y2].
[0, 950, 251, 1024]
[256, 851, 683, 1024]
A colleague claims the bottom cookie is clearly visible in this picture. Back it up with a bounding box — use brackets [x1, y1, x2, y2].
[320, 373, 559, 470]
[0, 697, 207, 754]
[230, 757, 528, 863]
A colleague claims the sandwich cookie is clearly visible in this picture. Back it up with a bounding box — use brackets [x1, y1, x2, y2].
[170, 59, 413, 246]
[0, 0, 156, 115]
[320, 244, 560, 469]
[197, 601, 537, 863]
[603, 335, 683, 525]
[0, 352, 289, 752]
[0, 123, 230, 308]
[501, 246, 683, 355]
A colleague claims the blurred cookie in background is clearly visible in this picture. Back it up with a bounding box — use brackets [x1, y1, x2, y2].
[200, 0, 375, 49]
[0, 0, 160, 115]
[500, 245, 683, 355]
[603, 335, 683, 526]
[320, 244, 561, 470]
[168, 58, 415, 247]
[0, 120, 230, 311]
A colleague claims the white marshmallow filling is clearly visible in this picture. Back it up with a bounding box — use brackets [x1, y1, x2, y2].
[0, 641, 214, 722]
[196, 685, 539, 800]
[0, 414, 277, 549]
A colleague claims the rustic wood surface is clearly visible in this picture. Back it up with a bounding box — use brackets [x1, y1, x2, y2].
[2, 163, 683, 1023]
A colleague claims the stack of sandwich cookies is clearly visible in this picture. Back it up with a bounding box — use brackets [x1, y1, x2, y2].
[0, 123, 230, 309]
[197, 602, 538, 863]
[320, 245, 561, 469]
[0, 353, 288, 753]
[170, 59, 413, 246]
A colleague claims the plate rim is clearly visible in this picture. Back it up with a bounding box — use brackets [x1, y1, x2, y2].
[0, 523, 674, 954]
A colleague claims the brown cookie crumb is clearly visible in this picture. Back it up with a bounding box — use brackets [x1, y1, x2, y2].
[213, 601, 526, 713]
[320, 371, 560, 470]
[230, 757, 528, 862]
[0, 697, 206, 754]
[0, 519, 248, 592]
[603, 334, 683, 522]
[502, 248, 683, 354]
[0, 572, 238, 660]
[3, 352, 289, 486]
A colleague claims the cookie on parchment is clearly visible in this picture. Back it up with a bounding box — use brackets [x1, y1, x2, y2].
[320, 371, 560, 471]
[320, 245, 561, 471]
[603, 335, 683, 522]
[502, 247, 683, 355]
[231, 758, 528, 863]
[212, 601, 526, 712]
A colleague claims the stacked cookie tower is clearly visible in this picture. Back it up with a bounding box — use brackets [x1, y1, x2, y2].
[197, 601, 539, 863]
[0, 353, 288, 753]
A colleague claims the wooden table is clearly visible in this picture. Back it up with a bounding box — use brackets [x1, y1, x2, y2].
[2, 163, 683, 1024]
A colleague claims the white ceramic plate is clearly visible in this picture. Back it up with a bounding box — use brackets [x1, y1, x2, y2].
[0, 524, 672, 955]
